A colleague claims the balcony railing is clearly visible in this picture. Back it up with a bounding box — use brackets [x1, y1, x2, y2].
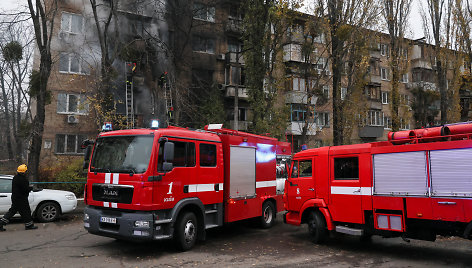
[229, 120, 251, 131]
[225, 18, 242, 33]
[411, 58, 433, 70]
[225, 85, 249, 99]
[287, 122, 318, 135]
[225, 52, 245, 65]
[285, 91, 317, 104]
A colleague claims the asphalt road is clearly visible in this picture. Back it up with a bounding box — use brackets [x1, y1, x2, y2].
[1, 205, 471, 268]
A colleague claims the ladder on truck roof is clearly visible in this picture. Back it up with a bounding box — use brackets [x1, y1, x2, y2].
[125, 62, 135, 129]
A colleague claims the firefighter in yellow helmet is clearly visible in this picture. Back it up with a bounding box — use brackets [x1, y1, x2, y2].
[0, 164, 38, 231]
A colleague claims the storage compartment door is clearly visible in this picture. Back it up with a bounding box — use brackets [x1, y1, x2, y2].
[229, 146, 256, 198]
[373, 151, 428, 196]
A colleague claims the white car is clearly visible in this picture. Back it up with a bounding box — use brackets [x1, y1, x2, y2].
[0, 175, 77, 222]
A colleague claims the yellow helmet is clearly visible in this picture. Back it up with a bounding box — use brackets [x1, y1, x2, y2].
[17, 164, 27, 173]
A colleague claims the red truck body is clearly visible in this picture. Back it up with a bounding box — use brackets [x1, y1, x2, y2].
[83, 125, 290, 250]
[284, 123, 472, 243]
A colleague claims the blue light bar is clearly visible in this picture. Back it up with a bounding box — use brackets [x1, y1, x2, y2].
[102, 122, 113, 131]
[150, 119, 159, 129]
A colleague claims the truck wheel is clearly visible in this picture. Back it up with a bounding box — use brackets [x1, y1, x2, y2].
[174, 211, 198, 251]
[36, 202, 61, 222]
[307, 211, 327, 244]
[260, 201, 276, 229]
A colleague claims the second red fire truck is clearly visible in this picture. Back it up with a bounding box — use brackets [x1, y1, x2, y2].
[284, 122, 472, 243]
[82, 122, 291, 250]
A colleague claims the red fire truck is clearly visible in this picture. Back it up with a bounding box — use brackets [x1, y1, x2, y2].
[82, 122, 291, 250]
[284, 122, 472, 244]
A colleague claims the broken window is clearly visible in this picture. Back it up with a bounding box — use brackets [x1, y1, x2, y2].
[61, 12, 83, 34]
[192, 36, 216, 53]
[193, 3, 215, 22]
[59, 53, 90, 74]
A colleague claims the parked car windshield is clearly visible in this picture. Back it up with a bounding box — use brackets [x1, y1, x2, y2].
[90, 135, 154, 174]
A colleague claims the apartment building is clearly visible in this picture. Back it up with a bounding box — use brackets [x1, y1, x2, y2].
[33, 0, 467, 166]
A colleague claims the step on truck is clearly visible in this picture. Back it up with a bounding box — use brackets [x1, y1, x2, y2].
[82, 122, 291, 250]
[284, 122, 472, 244]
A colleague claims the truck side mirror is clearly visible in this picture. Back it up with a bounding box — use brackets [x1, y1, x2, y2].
[82, 145, 93, 170]
[162, 162, 173, 172]
[164, 141, 174, 162]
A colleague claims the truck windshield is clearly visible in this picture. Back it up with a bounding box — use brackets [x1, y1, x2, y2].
[90, 135, 154, 174]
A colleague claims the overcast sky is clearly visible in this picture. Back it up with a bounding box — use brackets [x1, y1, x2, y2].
[0, 0, 425, 39]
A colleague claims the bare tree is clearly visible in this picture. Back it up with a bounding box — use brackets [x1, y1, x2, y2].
[422, 0, 455, 124]
[26, 0, 58, 180]
[310, 0, 379, 145]
[382, 0, 411, 131]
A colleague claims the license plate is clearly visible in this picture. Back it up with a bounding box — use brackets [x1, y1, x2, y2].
[100, 216, 117, 224]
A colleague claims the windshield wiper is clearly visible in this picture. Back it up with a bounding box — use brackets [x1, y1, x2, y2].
[115, 168, 136, 175]
[92, 168, 111, 173]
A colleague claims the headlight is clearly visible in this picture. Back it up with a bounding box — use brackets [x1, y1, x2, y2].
[65, 194, 76, 200]
[84, 213, 89, 221]
[134, 221, 150, 228]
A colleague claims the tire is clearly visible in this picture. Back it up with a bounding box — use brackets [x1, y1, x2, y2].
[174, 212, 198, 251]
[36, 202, 61, 222]
[260, 201, 276, 229]
[307, 211, 328, 244]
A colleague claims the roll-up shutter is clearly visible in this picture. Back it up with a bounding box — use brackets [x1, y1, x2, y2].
[229, 146, 256, 198]
[373, 151, 428, 196]
[430, 148, 472, 197]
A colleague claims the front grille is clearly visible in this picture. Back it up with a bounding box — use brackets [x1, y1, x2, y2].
[92, 183, 134, 204]
[99, 222, 120, 232]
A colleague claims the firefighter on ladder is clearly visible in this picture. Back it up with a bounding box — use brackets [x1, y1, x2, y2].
[0, 165, 38, 231]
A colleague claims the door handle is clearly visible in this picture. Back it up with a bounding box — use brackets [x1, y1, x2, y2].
[308, 188, 314, 191]
[0, 195, 7, 198]
[353, 189, 361, 193]
[437, 201, 456, 205]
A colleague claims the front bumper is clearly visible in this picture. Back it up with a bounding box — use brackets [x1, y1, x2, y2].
[83, 206, 174, 241]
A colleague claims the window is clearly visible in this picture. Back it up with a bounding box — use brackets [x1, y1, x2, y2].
[291, 104, 306, 122]
[380, 44, 389, 56]
[400, 73, 409, 83]
[200, 144, 217, 167]
[228, 40, 242, 53]
[61, 13, 83, 34]
[192, 35, 215, 53]
[315, 57, 327, 71]
[341, 87, 347, 100]
[316, 112, 329, 126]
[381, 67, 389, 80]
[170, 141, 196, 167]
[383, 115, 392, 129]
[292, 77, 306, 91]
[382, 91, 389, 104]
[0, 178, 12, 193]
[57, 93, 88, 114]
[323, 85, 330, 98]
[55, 134, 86, 154]
[193, 3, 215, 22]
[291, 160, 312, 178]
[334, 157, 359, 180]
[59, 53, 89, 74]
[400, 94, 410, 106]
[314, 33, 325, 44]
[367, 110, 383, 126]
[400, 118, 410, 130]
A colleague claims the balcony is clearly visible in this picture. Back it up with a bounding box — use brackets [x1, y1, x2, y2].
[224, 18, 242, 33]
[225, 85, 249, 99]
[358, 126, 384, 138]
[409, 81, 437, 91]
[369, 100, 382, 110]
[225, 52, 245, 65]
[370, 50, 381, 59]
[369, 74, 381, 85]
[411, 58, 432, 70]
[285, 91, 317, 104]
[229, 120, 251, 131]
[287, 122, 318, 136]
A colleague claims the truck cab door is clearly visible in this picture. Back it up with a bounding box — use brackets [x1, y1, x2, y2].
[286, 159, 315, 212]
[328, 155, 364, 224]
